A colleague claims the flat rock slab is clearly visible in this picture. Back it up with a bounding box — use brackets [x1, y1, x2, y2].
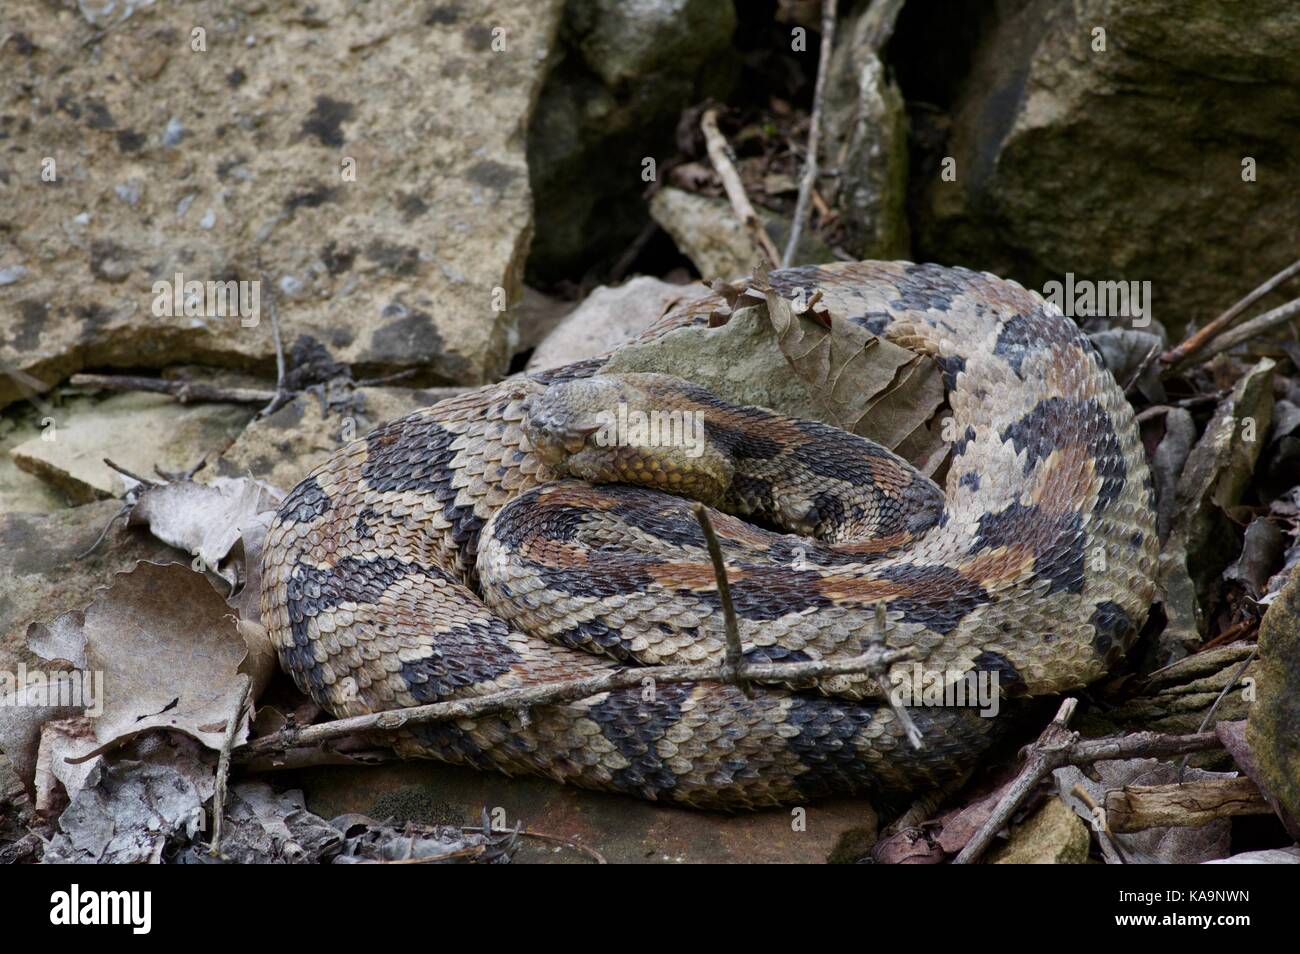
[0, 0, 563, 409]
[296, 761, 878, 864]
[11, 392, 252, 503]
[0, 408, 66, 513]
[526, 277, 711, 372]
[215, 386, 441, 492]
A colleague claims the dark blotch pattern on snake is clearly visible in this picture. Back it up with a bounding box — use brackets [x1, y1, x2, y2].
[261, 261, 1158, 810]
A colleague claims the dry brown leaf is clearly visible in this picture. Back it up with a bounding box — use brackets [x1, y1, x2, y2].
[0, 673, 84, 795]
[67, 561, 252, 757]
[128, 476, 283, 589]
[25, 610, 88, 670]
[33, 716, 101, 815]
[760, 271, 946, 458]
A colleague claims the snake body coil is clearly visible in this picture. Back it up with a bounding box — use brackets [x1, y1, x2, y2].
[261, 262, 1158, 809]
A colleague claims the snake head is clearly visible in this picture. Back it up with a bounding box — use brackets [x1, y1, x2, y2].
[523, 374, 733, 505]
[521, 378, 617, 468]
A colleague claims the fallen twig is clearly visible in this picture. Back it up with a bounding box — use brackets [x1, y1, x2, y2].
[700, 107, 781, 268]
[259, 267, 293, 419]
[1164, 295, 1300, 375]
[1161, 256, 1300, 370]
[781, 0, 838, 267]
[74, 503, 132, 559]
[873, 602, 923, 749]
[1195, 620, 1256, 654]
[72, 370, 467, 412]
[209, 674, 253, 856]
[460, 825, 606, 864]
[1068, 783, 1125, 864]
[952, 700, 1224, 864]
[1105, 777, 1272, 833]
[236, 644, 918, 762]
[102, 457, 160, 489]
[954, 699, 1079, 864]
[692, 504, 752, 697]
[71, 373, 278, 405]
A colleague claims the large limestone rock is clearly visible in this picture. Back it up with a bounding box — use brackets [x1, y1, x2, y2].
[0, 0, 563, 410]
[912, 0, 1300, 334]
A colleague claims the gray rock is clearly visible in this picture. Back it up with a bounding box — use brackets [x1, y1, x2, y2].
[648, 187, 835, 279]
[1247, 558, 1300, 823]
[0, 0, 564, 409]
[9, 392, 253, 504]
[911, 0, 1300, 335]
[527, 0, 737, 277]
[526, 276, 711, 372]
[822, 0, 910, 259]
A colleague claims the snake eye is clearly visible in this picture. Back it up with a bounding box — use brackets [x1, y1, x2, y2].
[562, 422, 602, 454]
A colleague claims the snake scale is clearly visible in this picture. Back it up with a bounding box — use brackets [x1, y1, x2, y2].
[260, 261, 1158, 810]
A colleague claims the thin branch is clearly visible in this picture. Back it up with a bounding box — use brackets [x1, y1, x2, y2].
[102, 457, 160, 488]
[241, 746, 398, 773]
[692, 504, 752, 696]
[1161, 257, 1300, 369]
[258, 268, 292, 419]
[1069, 783, 1126, 865]
[954, 698, 1079, 864]
[1165, 295, 1300, 375]
[874, 601, 923, 749]
[72, 371, 467, 409]
[953, 699, 1224, 864]
[71, 373, 277, 405]
[460, 825, 606, 864]
[236, 644, 918, 762]
[782, 0, 838, 267]
[209, 674, 253, 856]
[75, 503, 131, 559]
[700, 107, 781, 269]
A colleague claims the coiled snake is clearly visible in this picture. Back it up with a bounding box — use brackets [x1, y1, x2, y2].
[261, 262, 1158, 810]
